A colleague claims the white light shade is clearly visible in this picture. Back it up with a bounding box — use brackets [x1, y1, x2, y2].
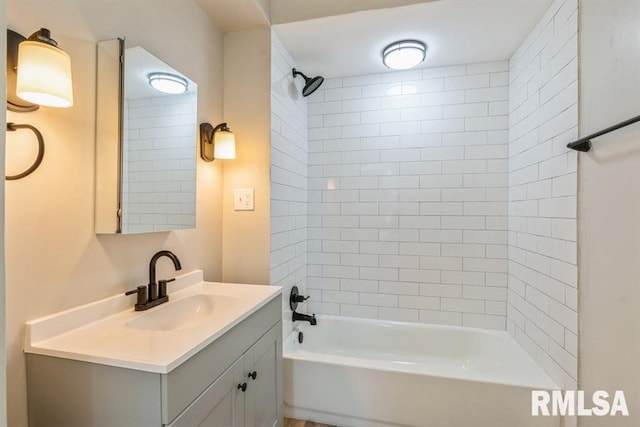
[16, 40, 73, 108]
[148, 72, 188, 95]
[382, 40, 427, 70]
[214, 130, 236, 159]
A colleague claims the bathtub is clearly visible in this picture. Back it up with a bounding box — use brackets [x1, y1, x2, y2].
[283, 315, 560, 427]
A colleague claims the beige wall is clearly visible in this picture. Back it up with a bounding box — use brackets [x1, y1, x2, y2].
[221, 28, 272, 285]
[5, 1, 224, 425]
[578, 0, 640, 424]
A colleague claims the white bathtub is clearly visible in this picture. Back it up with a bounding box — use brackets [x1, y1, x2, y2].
[283, 315, 561, 427]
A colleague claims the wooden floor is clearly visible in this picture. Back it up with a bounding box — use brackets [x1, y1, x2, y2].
[283, 417, 336, 427]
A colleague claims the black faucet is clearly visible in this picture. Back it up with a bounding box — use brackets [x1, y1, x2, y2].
[126, 250, 182, 311]
[149, 250, 182, 298]
[290, 286, 317, 326]
[292, 311, 317, 325]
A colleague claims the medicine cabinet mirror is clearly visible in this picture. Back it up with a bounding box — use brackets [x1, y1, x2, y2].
[95, 38, 197, 234]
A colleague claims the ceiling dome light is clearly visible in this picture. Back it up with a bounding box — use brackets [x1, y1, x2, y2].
[382, 40, 427, 70]
[148, 72, 188, 94]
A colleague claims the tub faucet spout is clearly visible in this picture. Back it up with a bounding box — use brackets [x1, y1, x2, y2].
[293, 311, 317, 325]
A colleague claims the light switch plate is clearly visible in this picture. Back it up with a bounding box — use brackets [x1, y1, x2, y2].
[234, 188, 255, 211]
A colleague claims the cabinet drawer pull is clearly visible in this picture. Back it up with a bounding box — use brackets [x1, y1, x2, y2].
[248, 371, 257, 380]
[237, 382, 247, 392]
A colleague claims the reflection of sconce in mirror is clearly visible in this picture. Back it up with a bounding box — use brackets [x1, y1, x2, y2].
[6, 28, 74, 180]
[199, 122, 236, 161]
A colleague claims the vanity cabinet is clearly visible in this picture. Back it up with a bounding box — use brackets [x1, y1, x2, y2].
[167, 357, 242, 427]
[169, 325, 280, 427]
[245, 326, 280, 427]
[26, 296, 282, 427]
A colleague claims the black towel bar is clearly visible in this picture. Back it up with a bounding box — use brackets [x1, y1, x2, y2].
[567, 114, 640, 152]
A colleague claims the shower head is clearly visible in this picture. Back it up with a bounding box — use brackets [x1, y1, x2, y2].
[292, 68, 324, 97]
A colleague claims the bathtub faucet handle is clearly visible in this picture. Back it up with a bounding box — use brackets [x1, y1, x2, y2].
[290, 285, 311, 311]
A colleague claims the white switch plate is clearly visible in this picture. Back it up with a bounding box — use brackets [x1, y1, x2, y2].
[234, 188, 255, 211]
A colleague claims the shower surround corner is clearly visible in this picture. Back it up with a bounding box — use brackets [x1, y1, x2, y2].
[270, 30, 310, 337]
[506, 0, 579, 390]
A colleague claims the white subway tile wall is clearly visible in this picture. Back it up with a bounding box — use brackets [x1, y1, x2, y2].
[122, 93, 197, 233]
[271, 31, 309, 335]
[306, 60, 510, 329]
[507, 0, 578, 389]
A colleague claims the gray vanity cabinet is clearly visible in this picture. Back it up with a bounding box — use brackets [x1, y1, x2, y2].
[244, 325, 280, 427]
[167, 357, 243, 427]
[168, 325, 280, 427]
[26, 297, 282, 427]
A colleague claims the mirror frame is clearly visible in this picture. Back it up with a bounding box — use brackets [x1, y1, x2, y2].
[95, 38, 124, 234]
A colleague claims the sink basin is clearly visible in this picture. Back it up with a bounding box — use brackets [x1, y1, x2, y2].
[127, 294, 238, 331]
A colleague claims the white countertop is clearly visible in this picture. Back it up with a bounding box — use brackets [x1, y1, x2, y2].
[24, 270, 282, 374]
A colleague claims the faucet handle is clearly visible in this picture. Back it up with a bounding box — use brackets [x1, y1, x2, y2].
[157, 278, 176, 299]
[125, 286, 147, 307]
[292, 295, 310, 303]
[289, 285, 311, 311]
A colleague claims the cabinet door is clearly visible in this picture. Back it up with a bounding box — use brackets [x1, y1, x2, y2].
[233, 352, 248, 427]
[245, 325, 282, 427]
[168, 355, 247, 427]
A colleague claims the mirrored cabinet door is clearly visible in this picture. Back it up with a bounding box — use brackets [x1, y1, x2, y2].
[95, 39, 198, 234]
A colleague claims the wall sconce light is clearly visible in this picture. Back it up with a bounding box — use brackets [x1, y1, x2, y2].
[199, 122, 236, 161]
[8, 28, 74, 110]
[6, 28, 74, 180]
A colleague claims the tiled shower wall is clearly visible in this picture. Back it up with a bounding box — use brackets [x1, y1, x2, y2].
[270, 31, 309, 335]
[122, 93, 197, 233]
[306, 62, 511, 329]
[507, 0, 578, 389]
